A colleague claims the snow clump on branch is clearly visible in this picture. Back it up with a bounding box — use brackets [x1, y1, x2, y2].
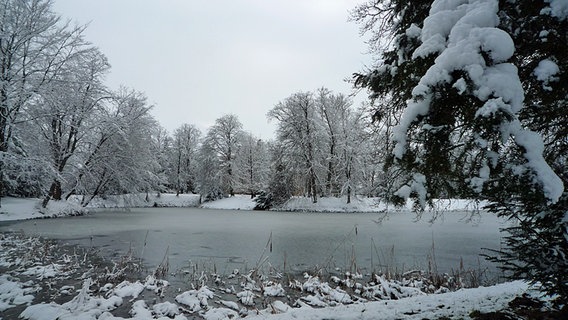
[393, 0, 564, 203]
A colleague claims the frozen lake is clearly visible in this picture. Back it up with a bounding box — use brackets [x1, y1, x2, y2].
[0, 207, 506, 280]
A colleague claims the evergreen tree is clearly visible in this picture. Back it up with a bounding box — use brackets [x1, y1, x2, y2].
[486, 0, 568, 304]
[352, 1, 437, 202]
[354, 0, 567, 304]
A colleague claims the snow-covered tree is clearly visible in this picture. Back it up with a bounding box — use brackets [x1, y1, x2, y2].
[316, 88, 344, 197]
[29, 46, 110, 207]
[268, 92, 322, 203]
[315, 88, 373, 203]
[76, 89, 160, 206]
[487, 0, 568, 304]
[196, 138, 223, 202]
[171, 123, 200, 195]
[266, 142, 293, 207]
[36, 87, 160, 207]
[353, 0, 567, 303]
[269, 88, 372, 204]
[234, 132, 269, 198]
[205, 114, 242, 196]
[0, 0, 91, 202]
[337, 108, 368, 204]
[148, 124, 172, 193]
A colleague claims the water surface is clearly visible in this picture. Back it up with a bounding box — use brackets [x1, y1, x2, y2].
[0, 207, 505, 280]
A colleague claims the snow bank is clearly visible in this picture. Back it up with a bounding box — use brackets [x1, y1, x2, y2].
[200, 195, 486, 213]
[244, 281, 528, 320]
[77, 193, 201, 209]
[200, 194, 256, 210]
[279, 196, 382, 213]
[175, 286, 215, 312]
[0, 193, 202, 222]
[294, 196, 462, 212]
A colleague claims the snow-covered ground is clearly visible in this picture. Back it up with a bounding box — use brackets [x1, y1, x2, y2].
[0, 194, 201, 222]
[200, 194, 257, 210]
[0, 195, 485, 223]
[201, 194, 485, 213]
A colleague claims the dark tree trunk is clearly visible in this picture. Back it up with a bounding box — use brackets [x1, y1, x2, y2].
[42, 179, 62, 208]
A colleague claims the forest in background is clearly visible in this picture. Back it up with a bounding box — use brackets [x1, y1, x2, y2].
[0, 0, 395, 209]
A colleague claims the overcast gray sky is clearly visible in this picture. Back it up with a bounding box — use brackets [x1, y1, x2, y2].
[53, 0, 371, 139]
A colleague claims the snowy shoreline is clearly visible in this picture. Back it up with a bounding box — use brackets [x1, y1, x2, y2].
[0, 195, 486, 223]
[0, 232, 539, 320]
[1, 196, 560, 319]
